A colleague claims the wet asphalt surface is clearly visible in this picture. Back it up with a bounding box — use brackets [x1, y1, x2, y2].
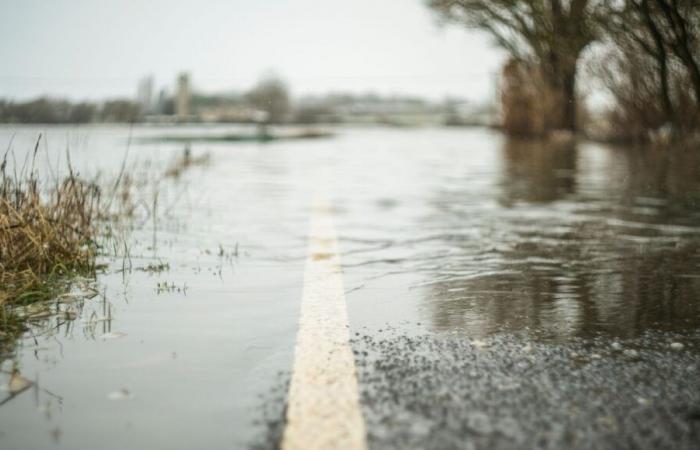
[250, 330, 700, 450]
[352, 331, 700, 450]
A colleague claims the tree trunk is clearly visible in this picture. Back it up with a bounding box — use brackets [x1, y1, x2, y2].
[562, 71, 577, 132]
[542, 66, 578, 133]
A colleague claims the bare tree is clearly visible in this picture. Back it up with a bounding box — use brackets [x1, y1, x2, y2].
[245, 76, 291, 124]
[428, 0, 600, 133]
[652, 0, 700, 106]
[599, 0, 700, 136]
[601, 1, 675, 123]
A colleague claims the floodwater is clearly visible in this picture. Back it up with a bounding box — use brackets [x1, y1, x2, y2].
[0, 124, 699, 449]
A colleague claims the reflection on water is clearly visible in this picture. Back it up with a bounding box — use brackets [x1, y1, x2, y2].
[499, 137, 577, 205]
[424, 138, 700, 339]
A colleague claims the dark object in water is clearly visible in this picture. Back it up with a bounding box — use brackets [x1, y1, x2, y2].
[142, 129, 334, 144]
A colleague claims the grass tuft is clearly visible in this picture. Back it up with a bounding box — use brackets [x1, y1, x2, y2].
[0, 138, 105, 350]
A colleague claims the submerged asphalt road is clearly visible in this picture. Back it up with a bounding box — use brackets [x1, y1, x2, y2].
[244, 127, 700, 449]
[2, 125, 700, 450]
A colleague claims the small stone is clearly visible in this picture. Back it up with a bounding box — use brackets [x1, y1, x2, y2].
[637, 397, 651, 406]
[467, 411, 493, 435]
[623, 349, 640, 359]
[496, 417, 525, 443]
[611, 342, 623, 351]
[670, 342, 684, 351]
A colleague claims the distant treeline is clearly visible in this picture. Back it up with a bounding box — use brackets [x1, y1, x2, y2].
[0, 89, 487, 127]
[0, 98, 142, 124]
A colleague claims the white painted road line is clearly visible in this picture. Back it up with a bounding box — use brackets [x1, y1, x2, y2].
[281, 196, 368, 450]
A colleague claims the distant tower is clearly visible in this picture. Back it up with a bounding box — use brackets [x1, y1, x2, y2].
[176, 72, 190, 120]
[136, 76, 154, 114]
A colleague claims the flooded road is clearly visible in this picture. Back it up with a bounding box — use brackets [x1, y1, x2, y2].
[337, 132, 700, 339]
[1, 125, 699, 449]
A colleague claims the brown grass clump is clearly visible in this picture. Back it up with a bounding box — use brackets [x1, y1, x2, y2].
[0, 145, 102, 308]
[1, 137, 201, 352]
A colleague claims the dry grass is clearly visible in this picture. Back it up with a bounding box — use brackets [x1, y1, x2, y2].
[0, 138, 107, 354]
[1, 138, 211, 352]
[0, 149, 102, 307]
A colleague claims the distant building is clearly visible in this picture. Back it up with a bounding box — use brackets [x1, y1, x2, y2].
[136, 76, 154, 114]
[155, 88, 170, 115]
[176, 73, 190, 120]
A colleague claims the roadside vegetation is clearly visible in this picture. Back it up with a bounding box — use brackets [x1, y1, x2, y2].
[0, 137, 209, 355]
[0, 141, 104, 351]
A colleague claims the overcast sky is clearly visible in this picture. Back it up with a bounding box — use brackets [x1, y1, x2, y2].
[0, 0, 506, 102]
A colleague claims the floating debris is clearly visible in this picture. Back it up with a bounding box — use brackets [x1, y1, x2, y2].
[100, 332, 127, 340]
[136, 261, 170, 274]
[81, 315, 110, 325]
[107, 388, 133, 401]
[8, 371, 33, 395]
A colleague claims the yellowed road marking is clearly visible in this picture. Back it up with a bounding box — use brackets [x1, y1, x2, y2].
[281, 196, 368, 450]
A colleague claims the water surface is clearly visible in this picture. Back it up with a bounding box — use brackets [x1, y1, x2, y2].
[1, 125, 699, 449]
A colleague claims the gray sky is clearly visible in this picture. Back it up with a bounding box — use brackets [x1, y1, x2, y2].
[0, 0, 505, 102]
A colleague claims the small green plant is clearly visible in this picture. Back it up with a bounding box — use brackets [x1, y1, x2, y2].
[155, 281, 187, 294]
[137, 261, 170, 274]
